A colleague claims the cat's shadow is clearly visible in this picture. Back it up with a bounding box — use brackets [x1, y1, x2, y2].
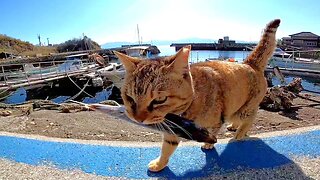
[147, 138, 309, 179]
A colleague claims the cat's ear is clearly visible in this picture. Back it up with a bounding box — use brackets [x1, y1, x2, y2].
[114, 51, 141, 71]
[167, 45, 191, 75]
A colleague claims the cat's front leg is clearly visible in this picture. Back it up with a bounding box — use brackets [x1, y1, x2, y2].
[148, 133, 180, 172]
[201, 143, 215, 149]
[201, 127, 218, 150]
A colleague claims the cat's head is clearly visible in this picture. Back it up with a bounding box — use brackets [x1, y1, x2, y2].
[114, 46, 194, 124]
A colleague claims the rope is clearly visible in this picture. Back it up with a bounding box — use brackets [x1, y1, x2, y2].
[292, 103, 320, 108]
[110, 73, 123, 81]
[0, 88, 10, 95]
[66, 74, 94, 98]
[294, 93, 320, 104]
[0, 91, 14, 101]
[67, 99, 87, 106]
[66, 99, 92, 111]
[66, 78, 91, 101]
[302, 88, 320, 95]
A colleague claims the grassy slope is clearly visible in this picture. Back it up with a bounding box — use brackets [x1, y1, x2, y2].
[1, 35, 103, 58]
[0, 34, 57, 57]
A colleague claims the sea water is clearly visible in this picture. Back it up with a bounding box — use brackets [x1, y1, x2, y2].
[2, 46, 320, 104]
[157, 45, 250, 62]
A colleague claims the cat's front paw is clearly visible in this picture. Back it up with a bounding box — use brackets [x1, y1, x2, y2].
[234, 133, 249, 140]
[201, 143, 215, 150]
[148, 158, 168, 172]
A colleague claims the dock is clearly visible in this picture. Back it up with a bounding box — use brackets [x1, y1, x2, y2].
[3, 61, 317, 92]
[0, 59, 99, 92]
[171, 43, 256, 51]
[0, 49, 114, 66]
[170, 37, 256, 51]
[265, 67, 320, 79]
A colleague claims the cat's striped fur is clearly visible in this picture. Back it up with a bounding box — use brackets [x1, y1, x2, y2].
[114, 19, 280, 172]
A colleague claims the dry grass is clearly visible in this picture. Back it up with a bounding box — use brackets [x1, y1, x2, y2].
[0, 34, 33, 53]
[1, 34, 57, 57]
[21, 46, 58, 57]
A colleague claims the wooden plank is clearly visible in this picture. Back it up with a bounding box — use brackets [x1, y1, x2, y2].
[0, 68, 96, 91]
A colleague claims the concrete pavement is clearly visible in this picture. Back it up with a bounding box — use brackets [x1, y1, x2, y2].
[0, 126, 319, 179]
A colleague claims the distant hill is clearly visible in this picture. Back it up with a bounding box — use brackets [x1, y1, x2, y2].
[0, 34, 34, 54]
[102, 41, 133, 49]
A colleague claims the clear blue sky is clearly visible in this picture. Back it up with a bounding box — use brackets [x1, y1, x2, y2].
[1, 0, 320, 45]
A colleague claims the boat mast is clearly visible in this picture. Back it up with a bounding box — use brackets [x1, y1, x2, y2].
[137, 24, 141, 45]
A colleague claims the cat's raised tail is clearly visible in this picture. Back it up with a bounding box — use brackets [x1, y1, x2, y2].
[244, 19, 281, 71]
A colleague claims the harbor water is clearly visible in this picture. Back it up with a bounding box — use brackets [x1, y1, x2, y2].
[157, 45, 250, 62]
[2, 45, 320, 104]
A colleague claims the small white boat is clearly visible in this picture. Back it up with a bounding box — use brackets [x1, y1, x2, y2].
[273, 48, 291, 59]
[125, 46, 149, 57]
[96, 63, 125, 88]
[269, 48, 320, 71]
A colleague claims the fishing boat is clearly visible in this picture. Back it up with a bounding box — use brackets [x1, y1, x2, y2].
[124, 45, 153, 57]
[96, 63, 125, 88]
[269, 48, 320, 71]
[273, 48, 291, 59]
[119, 25, 160, 58]
[58, 53, 98, 72]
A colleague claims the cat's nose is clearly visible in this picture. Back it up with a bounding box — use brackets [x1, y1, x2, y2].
[135, 118, 145, 123]
[134, 111, 148, 123]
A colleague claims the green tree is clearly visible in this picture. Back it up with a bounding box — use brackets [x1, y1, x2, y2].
[57, 36, 101, 52]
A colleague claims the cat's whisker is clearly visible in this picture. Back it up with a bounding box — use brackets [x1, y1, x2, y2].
[156, 123, 163, 132]
[164, 119, 193, 140]
[155, 123, 161, 132]
[161, 122, 176, 136]
[157, 122, 164, 133]
[164, 119, 181, 130]
[159, 123, 169, 135]
[162, 121, 175, 128]
[157, 123, 167, 134]
[159, 123, 165, 132]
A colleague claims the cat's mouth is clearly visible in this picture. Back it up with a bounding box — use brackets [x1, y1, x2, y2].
[125, 111, 164, 125]
[142, 117, 164, 125]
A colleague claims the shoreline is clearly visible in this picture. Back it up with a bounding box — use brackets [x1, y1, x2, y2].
[0, 95, 319, 142]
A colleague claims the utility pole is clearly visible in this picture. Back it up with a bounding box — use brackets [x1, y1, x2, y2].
[83, 34, 88, 50]
[37, 34, 41, 46]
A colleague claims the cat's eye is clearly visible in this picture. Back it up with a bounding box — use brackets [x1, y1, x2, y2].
[148, 96, 167, 111]
[125, 94, 135, 104]
[152, 96, 168, 105]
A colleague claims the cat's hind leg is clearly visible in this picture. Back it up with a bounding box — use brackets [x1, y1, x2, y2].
[226, 119, 240, 132]
[234, 109, 257, 140]
[148, 133, 179, 172]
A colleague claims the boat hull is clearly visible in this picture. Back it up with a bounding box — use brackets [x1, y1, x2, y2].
[269, 57, 320, 71]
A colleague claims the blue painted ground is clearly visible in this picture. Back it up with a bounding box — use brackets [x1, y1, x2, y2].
[0, 130, 319, 179]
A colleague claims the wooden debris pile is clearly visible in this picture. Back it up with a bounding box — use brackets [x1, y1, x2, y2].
[0, 99, 122, 116]
[260, 78, 303, 111]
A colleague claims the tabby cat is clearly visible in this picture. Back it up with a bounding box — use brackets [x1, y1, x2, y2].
[114, 19, 280, 172]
